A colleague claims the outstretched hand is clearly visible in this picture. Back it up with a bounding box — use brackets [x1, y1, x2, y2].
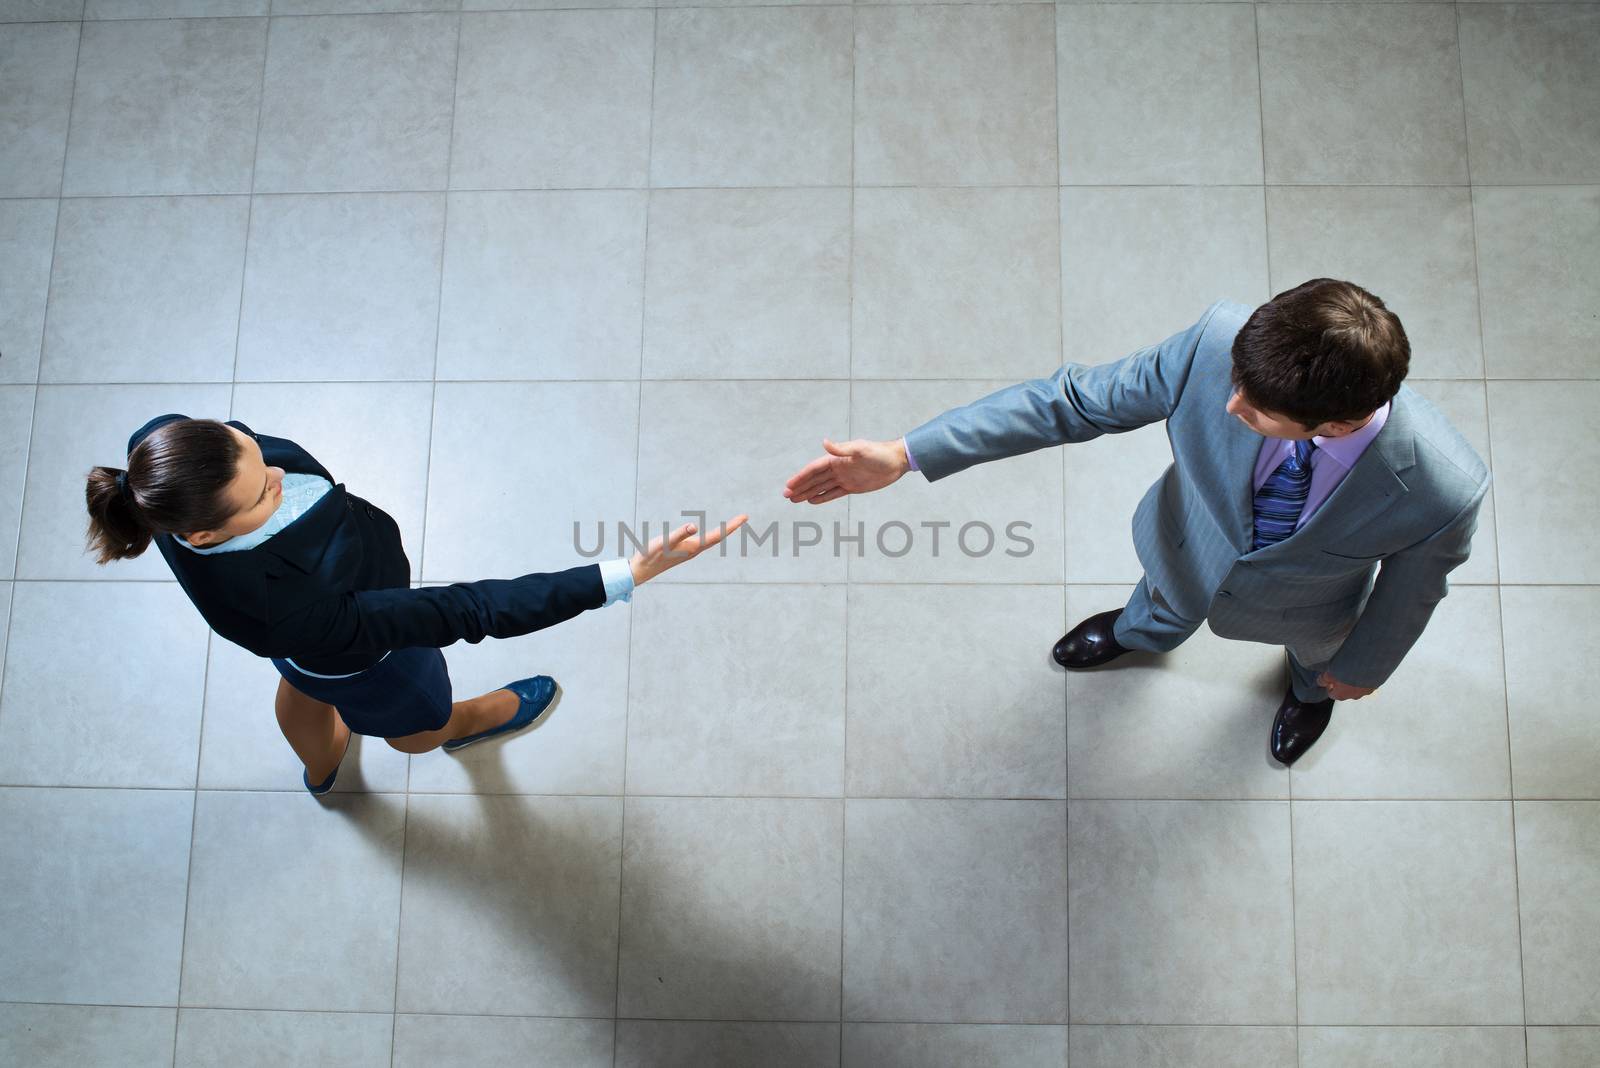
[782, 438, 911, 505]
[628, 514, 749, 585]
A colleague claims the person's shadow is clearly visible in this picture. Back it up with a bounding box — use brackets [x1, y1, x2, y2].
[334, 732, 830, 1035]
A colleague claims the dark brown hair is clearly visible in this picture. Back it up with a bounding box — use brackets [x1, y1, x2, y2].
[1231, 278, 1410, 428]
[85, 418, 244, 563]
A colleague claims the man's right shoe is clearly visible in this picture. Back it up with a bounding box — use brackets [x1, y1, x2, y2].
[1053, 609, 1131, 669]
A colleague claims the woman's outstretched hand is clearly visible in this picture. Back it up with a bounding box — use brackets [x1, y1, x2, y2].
[628, 514, 749, 585]
[782, 438, 911, 505]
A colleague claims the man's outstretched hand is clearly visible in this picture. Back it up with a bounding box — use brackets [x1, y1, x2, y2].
[629, 514, 749, 585]
[782, 438, 911, 505]
[1317, 672, 1377, 701]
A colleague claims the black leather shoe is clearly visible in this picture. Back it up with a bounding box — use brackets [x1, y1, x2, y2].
[1270, 688, 1334, 766]
[1053, 609, 1130, 669]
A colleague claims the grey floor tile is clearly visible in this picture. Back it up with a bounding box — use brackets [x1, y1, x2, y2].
[1503, 587, 1600, 799]
[422, 380, 638, 582]
[1258, 4, 1467, 184]
[279, 0, 457, 13]
[395, 793, 622, 1016]
[1293, 801, 1524, 1024]
[845, 1023, 1068, 1068]
[0, 582, 10, 684]
[16, 383, 231, 581]
[643, 188, 851, 380]
[1289, 586, 1511, 799]
[1061, 186, 1268, 367]
[618, 796, 843, 1020]
[1516, 801, 1600, 1024]
[1266, 187, 1483, 380]
[617, 1021, 837, 1068]
[1066, 585, 1289, 800]
[62, 18, 265, 196]
[236, 193, 445, 383]
[853, 188, 1061, 380]
[626, 584, 846, 797]
[636, 379, 850, 583]
[1460, 4, 1600, 184]
[394, 1015, 613, 1068]
[0, 581, 208, 788]
[1061, 421, 1173, 583]
[1069, 800, 1295, 1024]
[651, 7, 852, 188]
[410, 600, 629, 795]
[0, 386, 32, 575]
[175, 1009, 392, 1068]
[42, 196, 248, 384]
[1298, 1026, 1527, 1068]
[1488, 381, 1600, 583]
[0, 22, 77, 197]
[1069, 1026, 1297, 1068]
[230, 381, 433, 578]
[850, 379, 1067, 583]
[181, 791, 405, 1012]
[1528, 1027, 1600, 1068]
[197, 632, 410, 793]
[1410, 380, 1498, 584]
[846, 584, 1066, 799]
[88, 0, 266, 14]
[0, 1004, 175, 1068]
[1474, 186, 1600, 379]
[435, 190, 646, 380]
[855, 4, 1056, 186]
[1058, 3, 1261, 185]
[0, 199, 56, 385]
[1, 0, 85, 18]
[0, 787, 191, 1004]
[844, 799, 1068, 1023]
[451, 10, 651, 190]
[255, 13, 456, 193]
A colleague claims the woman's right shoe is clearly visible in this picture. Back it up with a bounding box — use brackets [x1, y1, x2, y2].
[443, 675, 561, 753]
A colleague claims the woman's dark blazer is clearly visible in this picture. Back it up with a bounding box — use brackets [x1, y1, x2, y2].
[129, 414, 605, 676]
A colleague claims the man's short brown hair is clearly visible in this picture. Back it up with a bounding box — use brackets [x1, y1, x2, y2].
[1231, 278, 1410, 428]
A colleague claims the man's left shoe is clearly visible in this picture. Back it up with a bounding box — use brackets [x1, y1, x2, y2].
[1269, 687, 1334, 767]
[443, 675, 561, 753]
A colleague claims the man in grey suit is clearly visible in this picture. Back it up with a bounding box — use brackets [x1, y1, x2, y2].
[783, 279, 1490, 765]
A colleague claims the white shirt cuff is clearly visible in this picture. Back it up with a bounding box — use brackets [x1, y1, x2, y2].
[599, 557, 635, 607]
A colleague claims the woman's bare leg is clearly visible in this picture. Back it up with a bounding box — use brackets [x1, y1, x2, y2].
[384, 688, 520, 755]
[275, 677, 349, 783]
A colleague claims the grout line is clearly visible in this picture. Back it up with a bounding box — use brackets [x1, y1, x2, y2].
[23, 374, 1600, 388]
[613, 13, 658, 1064]
[0, 10, 84, 739]
[839, 9, 858, 1057]
[387, 13, 466, 1067]
[1052, 1, 1073, 1033]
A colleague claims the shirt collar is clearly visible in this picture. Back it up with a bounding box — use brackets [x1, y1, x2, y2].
[1312, 400, 1391, 470]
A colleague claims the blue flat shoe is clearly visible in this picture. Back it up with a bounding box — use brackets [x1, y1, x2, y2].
[443, 676, 561, 753]
[304, 735, 351, 796]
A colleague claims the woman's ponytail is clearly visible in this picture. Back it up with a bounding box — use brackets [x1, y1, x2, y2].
[86, 465, 155, 563]
[84, 419, 243, 564]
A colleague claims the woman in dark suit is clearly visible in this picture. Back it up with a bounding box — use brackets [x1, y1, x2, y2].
[85, 415, 743, 795]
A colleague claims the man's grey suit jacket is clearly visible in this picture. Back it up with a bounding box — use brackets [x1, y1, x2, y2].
[904, 301, 1491, 689]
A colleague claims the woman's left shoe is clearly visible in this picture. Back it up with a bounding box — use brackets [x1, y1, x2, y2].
[443, 675, 561, 753]
[303, 734, 352, 796]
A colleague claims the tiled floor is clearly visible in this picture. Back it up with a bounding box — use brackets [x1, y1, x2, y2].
[0, 0, 1597, 1064]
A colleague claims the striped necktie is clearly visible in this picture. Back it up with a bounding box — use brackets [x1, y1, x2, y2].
[1252, 438, 1316, 551]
